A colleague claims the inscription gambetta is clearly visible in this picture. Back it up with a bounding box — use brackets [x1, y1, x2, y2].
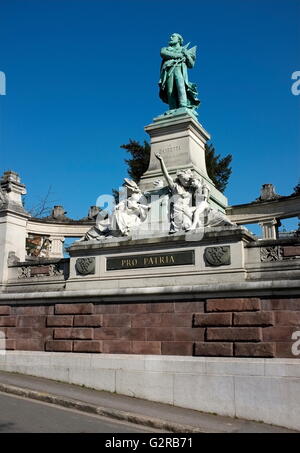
[107, 250, 194, 270]
[159, 145, 181, 154]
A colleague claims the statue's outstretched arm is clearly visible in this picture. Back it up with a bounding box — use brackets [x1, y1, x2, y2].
[155, 153, 174, 189]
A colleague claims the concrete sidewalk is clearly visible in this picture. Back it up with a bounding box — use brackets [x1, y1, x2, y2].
[0, 370, 296, 433]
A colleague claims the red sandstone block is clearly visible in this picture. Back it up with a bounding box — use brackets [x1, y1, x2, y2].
[147, 303, 174, 313]
[194, 342, 233, 357]
[95, 304, 119, 314]
[5, 327, 24, 339]
[55, 303, 94, 315]
[94, 327, 120, 340]
[174, 327, 204, 341]
[174, 301, 205, 313]
[0, 316, 16, 327]
[131, 313, 161, 328]
[122, 328, 146, 341]
[15, 306, 54, 315]
[46, 340, 73, 352]
[275, 312, 300, 326]
[6, 327, 32, 338]
[233, 312, 274, 327]
[263, 326, 299, 341]
[0, 306, 11, 315]
[172, 314, 194, 327]
[47, 316, 73, 327]
[282, 246, 300, 257]
[73, 341, 102, 353]
[194, 313, 232, 327]
[94, 327, 146, 341]
[74, 315, 102, 327]
[15, 339, 45, 351]
[275, 342, 299, 358]
[207, 327, 262, 342]
[119, 303, 148, 314]
[146, 327, 174, 341]
[54, 328, 93, 340]
[102, 314, 131, 327]
[7, 327, 53, 341]
[161, 341, 193, 356]
[234, 342, 275, 358]
[131, 313, 173, 327]
[132, 341, 161, 354]
[16, 316, 46, 328]
[262, 298, 300, 311]
[206, 298, 261, 312]
[132, 313, 192, 328]
[102, 340, 132, 354]
[5, 339, 16, 350]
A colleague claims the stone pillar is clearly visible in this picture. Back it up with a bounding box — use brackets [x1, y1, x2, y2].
[139, 112, 228, 212]
[259, 218, 278, 240]
[49, 235, 65, 258]
[0, 171, 29, 284]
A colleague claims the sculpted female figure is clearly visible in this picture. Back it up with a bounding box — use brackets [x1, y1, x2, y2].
[189, 177, 210, 229]
[83, 179, 150, 240]
[114, 180, 150, 236]
[190, 176, 235, 229]
[155, 152, 194, 233]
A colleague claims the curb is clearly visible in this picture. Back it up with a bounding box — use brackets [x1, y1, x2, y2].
[0, 382, 207, 433]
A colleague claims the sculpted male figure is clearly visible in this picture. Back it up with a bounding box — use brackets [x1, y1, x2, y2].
[159, 33, 200, 112]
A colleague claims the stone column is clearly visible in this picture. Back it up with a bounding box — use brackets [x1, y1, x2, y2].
[259, 218, 278, 240]
[49, 235, 65, 258]
[0, 171, 29, 285]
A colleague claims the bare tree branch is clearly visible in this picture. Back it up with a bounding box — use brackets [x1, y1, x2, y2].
[23, 185, 57, 218]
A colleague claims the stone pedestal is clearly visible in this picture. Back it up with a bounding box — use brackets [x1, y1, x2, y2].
[139, 112, 228, 212]
[66, 226, 254, 292]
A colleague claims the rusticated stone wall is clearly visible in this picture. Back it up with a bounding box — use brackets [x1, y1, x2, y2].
[0, 297, 299, 358]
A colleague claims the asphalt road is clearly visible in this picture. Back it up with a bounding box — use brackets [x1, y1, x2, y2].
[0, 392, 160, 433]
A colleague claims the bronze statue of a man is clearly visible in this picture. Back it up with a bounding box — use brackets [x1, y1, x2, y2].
[159, 33, 200, 113]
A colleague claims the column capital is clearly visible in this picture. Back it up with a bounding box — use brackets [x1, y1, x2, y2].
[0, 170, 29, 216]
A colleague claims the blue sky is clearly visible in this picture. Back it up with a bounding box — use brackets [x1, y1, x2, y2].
[0, 0, 299, 229]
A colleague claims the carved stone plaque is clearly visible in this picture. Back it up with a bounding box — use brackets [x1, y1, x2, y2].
[75, 257, 96, 275]
[204, 246, 231, 267]
[107, 250, 195, 271]
[260, 246, 281, 262]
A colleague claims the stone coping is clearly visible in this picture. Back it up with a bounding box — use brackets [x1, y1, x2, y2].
[29, 217, 95, 225]
[227, 192, 300, 211]
[8, 258, 69, 268]
[67, 226, 255, 254]
[1, 279, 300, 303]
[246, 238, 300, 247]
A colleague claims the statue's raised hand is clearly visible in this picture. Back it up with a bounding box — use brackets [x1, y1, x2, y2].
[155, 152, 163, 161]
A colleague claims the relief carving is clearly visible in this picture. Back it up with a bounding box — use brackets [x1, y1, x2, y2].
[204, 246, 231, 266]
[75, 257, 96, 275]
